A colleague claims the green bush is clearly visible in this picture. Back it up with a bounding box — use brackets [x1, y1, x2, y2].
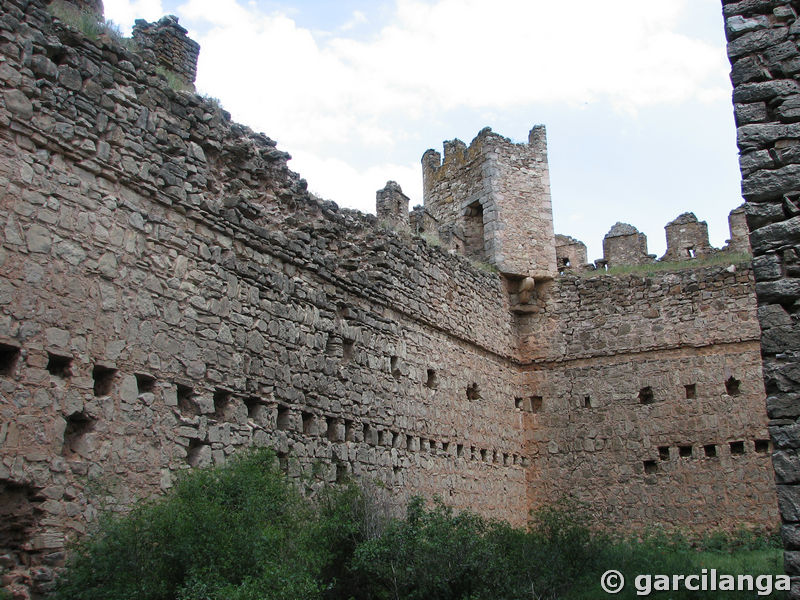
[53, 449, 331, 600]
[50, 453, 783, 600]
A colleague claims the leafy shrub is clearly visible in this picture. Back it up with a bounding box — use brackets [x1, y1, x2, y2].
[53, 449, 331, 600]
[50, 452, 783, 600]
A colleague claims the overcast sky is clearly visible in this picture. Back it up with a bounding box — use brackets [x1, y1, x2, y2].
[104, 0, 741, 262]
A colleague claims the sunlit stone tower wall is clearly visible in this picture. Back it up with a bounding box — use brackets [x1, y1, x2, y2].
[421, 127, 557, 279]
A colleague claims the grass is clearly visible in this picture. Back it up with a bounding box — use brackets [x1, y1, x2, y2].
[582, 252, 752, 278]
[47, 1, 128, 44]
[155, 66, 192, 92]
[566, 547, 784, 599]
[565, 527, 784, 599]
[419, 231, 442, 247]
[471, 259, 499, 273]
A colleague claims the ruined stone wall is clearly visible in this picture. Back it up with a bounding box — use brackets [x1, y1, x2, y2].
[375, 180, 409, 233]
[515, 264, 777, 529]
[0, 2, 526, 594]
[661, 213, 714, 261]
[723, 0, 800, 594]
[132, 15, 200, 87]
[554, 234, 588, 272]
[602, 222, 652, 267]
[422, 127, 556, 278]
[726, 205, 752, 253]
[0, 0, 786, 596]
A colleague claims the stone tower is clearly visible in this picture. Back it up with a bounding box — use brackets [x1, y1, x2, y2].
[421, 126, 557, 279]
[376, 181, 410, 232]
[133, 16, 200, 88]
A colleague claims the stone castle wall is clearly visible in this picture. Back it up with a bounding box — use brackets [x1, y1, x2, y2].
[0, 0, 785, 596]
[723, 0, 800, 595]
[516, 265, 774, 528]
[132, 15, 200, 87]
[0, 2, 526, 594]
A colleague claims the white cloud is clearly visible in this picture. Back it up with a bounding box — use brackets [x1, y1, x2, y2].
[340, 10, 368, 32]
[289, 150, 421, 214]
[104, 0, 165, 33]
[173, 0, 727, 150]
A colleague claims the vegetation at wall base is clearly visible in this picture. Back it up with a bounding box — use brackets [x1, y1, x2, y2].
[47, 449, 783, 600]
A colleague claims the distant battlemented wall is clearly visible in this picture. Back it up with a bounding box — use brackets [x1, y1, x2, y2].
[376, 180, 409, 233]
[551, 208, 751, 273]
[601, 222, 654, 268]
[421, 126, 557, 279]
[554, 234, 587, 271]
[0, 0, 780, 597]
[723, 0, 800, 596]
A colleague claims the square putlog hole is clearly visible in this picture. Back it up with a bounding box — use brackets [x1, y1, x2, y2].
[0, 344, 21, 377]
[684, 384, 696, 399]
[704, 444, 717, 458]
[679, 445, 692, 458]
[92, 365, 117, 397]
[47, 353, 72, 378]
[638, 386, 654, 405]
[725, 376, 741, 396]
[276, 406, 291, 431]
[643, 460, 658, 474]
[755, 439, 770, 454]
[176, 384, 198, 415]
[135, 373, 156, 395]
[425, 368, 438, 389]
[729, 441, 745, 456]
[658, 446, 670, 461]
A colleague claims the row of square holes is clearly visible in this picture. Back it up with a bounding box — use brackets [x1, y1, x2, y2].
[643, 439, 770, 473]
[515, 377, 744, 414]
[269, 404, 523, 466]
[0, 346, 519, 469]
[2, 343, 471, 409]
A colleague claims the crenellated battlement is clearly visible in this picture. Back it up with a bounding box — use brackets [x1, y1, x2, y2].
[421, 126, 556, 279]
[554, 205, 751, 272]
[133, 15, 200, 88]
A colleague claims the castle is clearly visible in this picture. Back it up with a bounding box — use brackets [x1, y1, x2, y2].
[0, 0, 791, 597]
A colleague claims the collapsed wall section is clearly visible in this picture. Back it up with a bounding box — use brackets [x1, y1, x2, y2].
[0, 1, 525, 594]
[723, 0, 800, 593]
[515, 265, 777, 529]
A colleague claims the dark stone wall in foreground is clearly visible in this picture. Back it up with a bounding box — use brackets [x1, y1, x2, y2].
[723, 0, 800, 595]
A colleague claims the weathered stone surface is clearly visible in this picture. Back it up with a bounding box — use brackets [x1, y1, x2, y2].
[725, 1, 800, 596]
[0, 2, 780, 598]
[3, 89, 31, 119]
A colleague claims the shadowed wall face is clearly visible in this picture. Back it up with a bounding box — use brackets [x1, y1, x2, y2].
[723, 0, 800, 596]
